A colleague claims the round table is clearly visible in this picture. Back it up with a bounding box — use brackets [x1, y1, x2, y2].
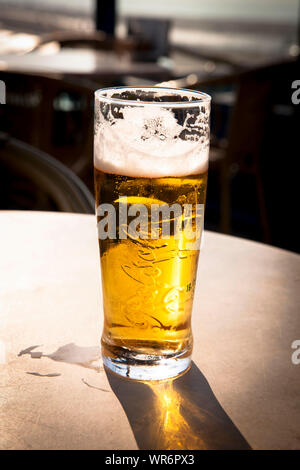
[0, 211, 299, 450]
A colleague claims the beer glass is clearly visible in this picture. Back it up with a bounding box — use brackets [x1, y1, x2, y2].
[94, 87, 211, 380]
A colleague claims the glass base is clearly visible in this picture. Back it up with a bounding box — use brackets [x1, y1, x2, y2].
[102, 348, 191, 381]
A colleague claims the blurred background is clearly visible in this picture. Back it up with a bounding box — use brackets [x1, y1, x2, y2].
[0, 0, 299, 252]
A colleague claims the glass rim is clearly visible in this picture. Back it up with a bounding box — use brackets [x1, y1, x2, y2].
[94, 86, 211, 107]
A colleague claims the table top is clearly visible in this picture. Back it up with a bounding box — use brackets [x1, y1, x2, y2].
[0, 211, 299, 450]
[0, 48, 170, 79]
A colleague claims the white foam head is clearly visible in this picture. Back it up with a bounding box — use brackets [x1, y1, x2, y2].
[94, 87, 211, 178]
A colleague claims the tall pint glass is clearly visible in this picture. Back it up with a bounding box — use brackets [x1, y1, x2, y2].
[94, 87, 211, 380]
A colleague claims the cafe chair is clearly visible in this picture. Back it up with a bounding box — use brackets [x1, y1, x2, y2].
[0, 71, 99, 191]
[0, 134, 94, 214]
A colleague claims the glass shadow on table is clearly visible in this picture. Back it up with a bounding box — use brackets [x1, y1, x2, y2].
[18, 344, 251, 449]
[106, 362, 251, 450]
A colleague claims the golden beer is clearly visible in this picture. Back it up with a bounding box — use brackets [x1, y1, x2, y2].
[94, 86, 211, 379]
[95, 168, 208, 373]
